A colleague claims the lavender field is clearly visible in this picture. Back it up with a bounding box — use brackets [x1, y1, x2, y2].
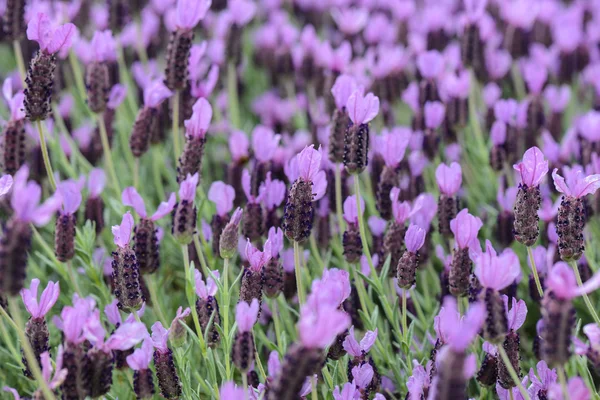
[1, 0, 600, 399]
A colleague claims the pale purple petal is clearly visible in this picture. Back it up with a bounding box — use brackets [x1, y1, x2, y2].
[112, 211, 134, 248]
[151, 192, 176, 220]
[179, 173, 199, 201]
[513, 146, 548, 187]
[105, 321, 148, 351]
[435, 162, 462, 196]
[450, 209, 483, 250]
[236, 299, 259, 333]
[297, 145, 322, 182]
[143, 80, 173, 108]
[208, 181, 235, 216]
[346, 91, 380, 125]
[37, 281, 60, 318]
[405, 224, 426, 253]
[122, 187, 147, 217]
[342, 326, 361, 357]
[0, 174, 13, 197]
[176, 0, 210, 30]
[551, 169, 571, 196]
[20, 279, 40, 317]
[46, 23, 77, 54]
[87, 168, 106, 198]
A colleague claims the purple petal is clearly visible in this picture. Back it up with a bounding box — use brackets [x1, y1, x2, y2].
[122, 187, 147, 217]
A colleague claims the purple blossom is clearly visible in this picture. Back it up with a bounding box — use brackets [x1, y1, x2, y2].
[245, 240, 272, 272]
[185, 98, 212, 139]
[87, 168, 106, 199]
[450, 209, 483, 250]
[434, 296, 485, 351]
[513, 147, 549, 187]
[220, 382, 248, 400]
[528, 361, 557, 399]
[21, 279, 60, 319]
[143, 80, 173, 108]
[151, 321, 169, 353]
[175, 0, 210, 31]
[352, 363, 374, 390]
[424, 101, 445, 130]
[544, 85, 571, 113]
[259, 173, 286, 211]
[10, 166, 62, 225]
[503, 296, 527, 331]
[346, 90, 380, 125]
[208, 181, 235, 216]
[405, 224, 426, 253]
[127, 337, 154, 370]
[376, 128, 411, 168]
[390, 188, 422, 224]
[267, 227, 283, 258]
[343, 195, 364, 225]
[474, 241, 521, 291]
[522, 61, 547, 95]
[417, 50, 444, 80]
[27, 12, 77, 54]
[548, 377, 590, 400]
[229, 131, 249, 162]
[2, 78, 25, 121]
[252, 125, 281, 163]
[0, 174, 13, 197]
[236, 298, 259, 333]
[368, 216, 387, 237]
[90, 30, 117, 62]
[194, 269, 220, 299]
[342, 325, 377, 357]
[122, 187, 176, 221]
[435, 162, 462, 196]
[552, 168, 600, 198]
[179, 173, 199, 202]
[490, 121, 507, 146]
[112, 211, 134, 248]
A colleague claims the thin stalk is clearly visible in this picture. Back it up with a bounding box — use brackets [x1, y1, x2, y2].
[227, 62, 240, 129]
[311, 376, 318, 400]
[68, 51, 88, 105]
[353, 177, 379, 287]
[193, 234, 210, 276]
[570, 261, 600, 325]
[557, 365, 570, 400]
[36, 120, 57, 190]
[242, 372, 248, 400]
[294, 241, 306, 306]
[309, 234, 324, 272]
[148, 276, 169, 327]
[271, 300, 283, 351]
[13, 40, 26, 84]
[172, 90, 181, 161]
[97, 113, 121, 196]
[66, 260, 82, 296]
[402, 290, 408, 342]
[510, 390, 514, 400]
[182, 245, 207, 355]
[134, 158, 140, 189]
[0, 306, 22, 365]
[527, 246, 544, 298]
[497, 345, 530, 400]
[222, 257, 230, 345]
[8, 299, 57, 400]
[335, 165, 345, 242]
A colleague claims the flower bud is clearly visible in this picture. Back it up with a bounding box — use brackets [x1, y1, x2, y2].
[86, 62, 110, 114]
[134, 219, 160, 275]
[232, 331, 255, 373]
[24, 51, 56, 121]
[154, 348, 182, 399]
[513, 184, 541, 246]
[55, 214, 76, 262]
[283, 179, 314, 243]
[164, 30, 194, 91]
[111, 246, 144, 312]
[0, 119, 26, 175]
[22, 318, 49, 379]
[343, 123, 370, 174]
[0, 218, 32, 296]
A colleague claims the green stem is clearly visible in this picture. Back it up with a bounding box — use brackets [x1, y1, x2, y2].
[134, 158, 140, 189]
[172, 90, 181, 161]
[227, 62, 240, 129]
[0, 307, 23, 366]
[97, 113, 121, 196]
[148, 276, 169, 327]
[570, 261, 600, 325]
[242, 371, 248, 400]
[311, 376, 318, 400]
[527, 246, 544, 298]
[309, 234, 324, 272]
[294, 241, 306, 306]
[271, 300, 283, 351]
[13, 40, 26, 84]
[8, 299, 57, 400]
[193, 234, 210, 276]
[557, 365, 570, 400]
[66, 260, 82, 296]
[353, 177, 379, 288]
[222, 257, 230, 346]
[497, 345, 530, 400]
[36, 120, 57, 191]
[335, 165, 345, 242]
[402, 290, 408, 342]
[182, 245, 207, 356]
[68, 50, 88, 105]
